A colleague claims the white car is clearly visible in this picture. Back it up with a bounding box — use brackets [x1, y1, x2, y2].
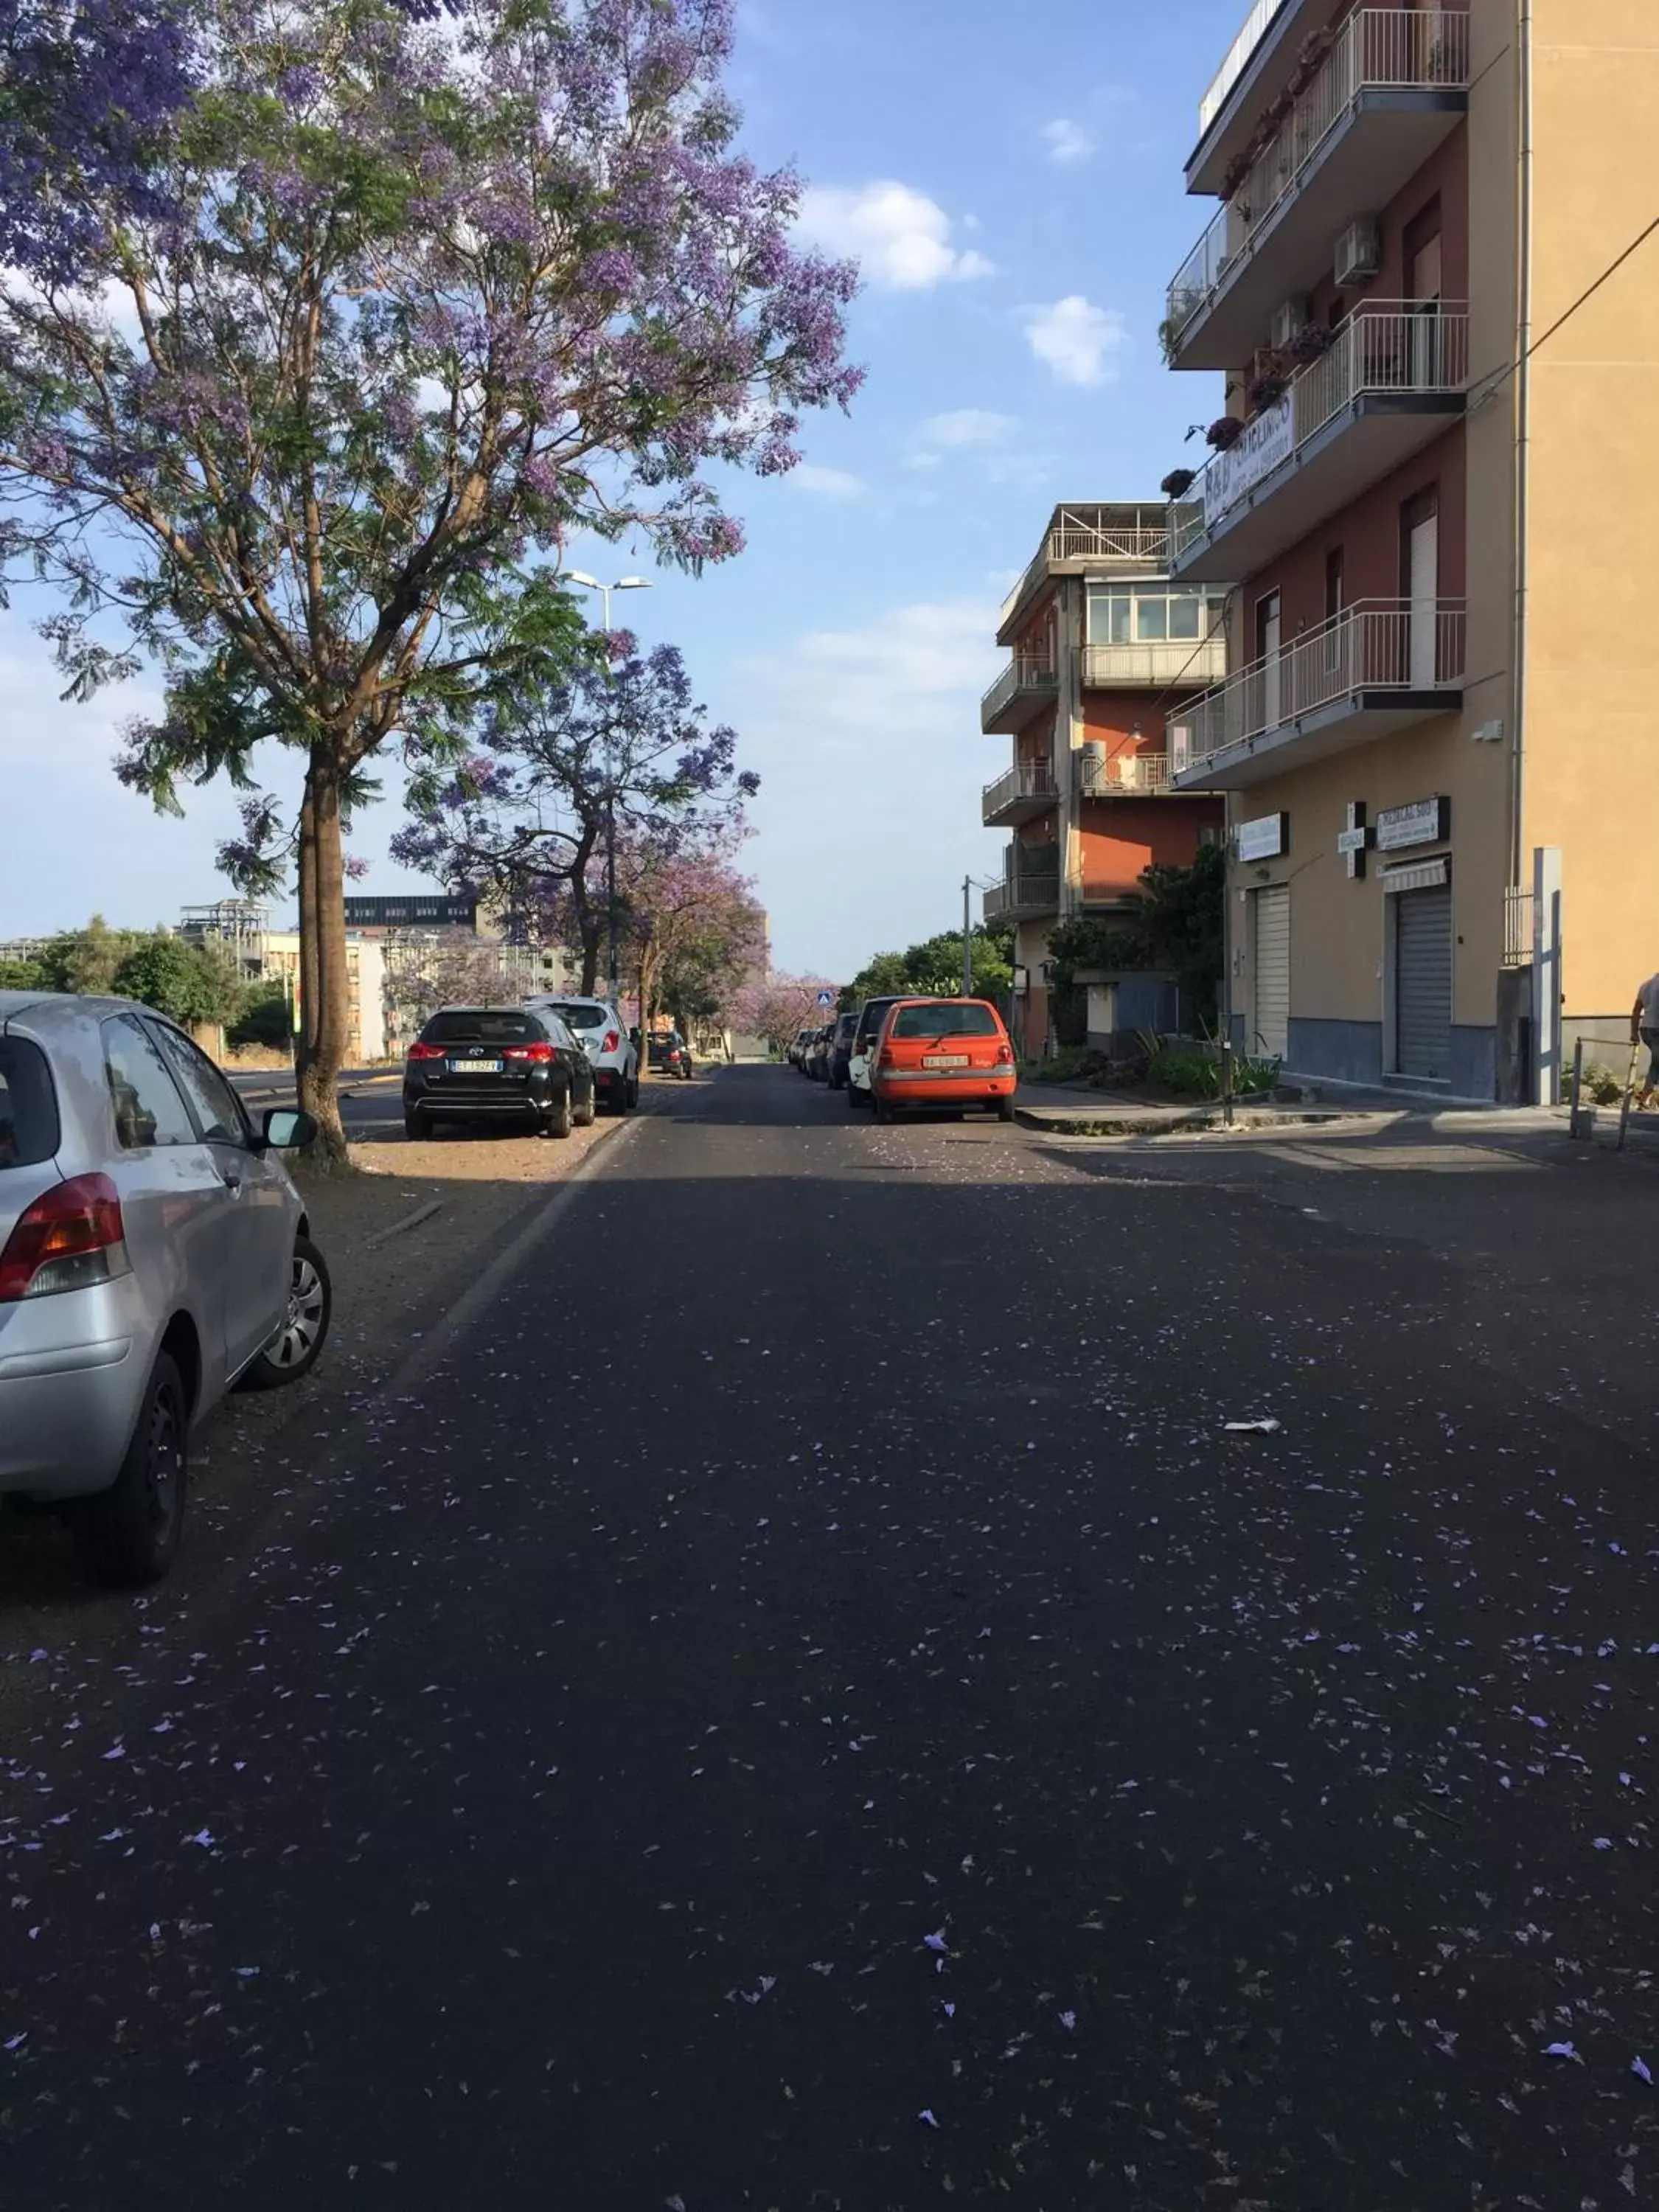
[844, 995, 915, 1109]
[523, 996, 639, 1113]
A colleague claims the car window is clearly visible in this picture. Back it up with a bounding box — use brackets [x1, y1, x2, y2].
[533, 1002, 606, 1031]
[857, 1001, 900, 1037]
[102, 1017, 199, 1150]
[149, 1023, 249, 1146]
[891, 1004, 1001, 1040]
[0, 1037, 60, 1169]
[539, 1017, 575, 1051]
[423, 1011, 544, 1045]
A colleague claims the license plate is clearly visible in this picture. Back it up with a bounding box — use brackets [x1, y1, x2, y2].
[923, 1054, 970, 1068]
[449, 1057, 503, 1074]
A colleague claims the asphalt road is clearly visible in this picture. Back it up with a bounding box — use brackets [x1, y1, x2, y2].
[4, 1067, 1659, 2208]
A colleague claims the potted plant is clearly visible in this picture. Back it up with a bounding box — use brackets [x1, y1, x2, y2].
[1247, 371, 1288, 411]
[1160, 467, 1197, 499]
[1286, 322, 1332, 367]
[1206, 416, 1243, 452]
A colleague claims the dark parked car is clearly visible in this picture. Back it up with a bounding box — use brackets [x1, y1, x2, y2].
[827, 1010, 858, 1090]
[403, 1006, 596, 1140]
[649, 1031, 695, 1080]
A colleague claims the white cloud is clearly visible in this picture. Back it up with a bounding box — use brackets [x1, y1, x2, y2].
[796, 182, 995, 291]
[1043, 118, 1095, 165]
[919, 408, 1018, 449]
[785, 463, 867, 501]
[726, 600, 1006, 970]
[1023, 295, 1126, 387]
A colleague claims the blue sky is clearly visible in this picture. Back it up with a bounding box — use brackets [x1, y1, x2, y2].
[0, 0, 1242, 978]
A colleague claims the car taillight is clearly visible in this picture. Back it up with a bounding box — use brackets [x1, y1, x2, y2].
[504, 1043, 554, 1063]
[0, 1174, 129, 1302]
[878, 1046, 894, 1068]
[995, 1043, 1014, 1064]
[407, 1040, 445, 1061]
[602, 1030, 620, 1054]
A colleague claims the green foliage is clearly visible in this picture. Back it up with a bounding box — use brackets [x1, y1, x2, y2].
[0, 956, 46, 990]
[1028, 1046, 1108, 1085]
[1145, 1043, 1280, 1100]
[1044, 844, 1225, 1031]
[228, 981, 294, 1050]
[110, 932, 247, 1026]
[841, 926, 1012, 1012]
[1584, 1063, 1625, 1106]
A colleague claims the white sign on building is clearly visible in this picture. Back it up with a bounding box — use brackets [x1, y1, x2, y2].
[1204, 397, 1295, 529]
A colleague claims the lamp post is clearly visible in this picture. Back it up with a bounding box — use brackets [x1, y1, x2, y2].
[563, 571, 652, 1003]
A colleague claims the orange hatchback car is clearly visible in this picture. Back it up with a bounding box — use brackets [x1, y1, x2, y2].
[871, 998, 1018, 1123]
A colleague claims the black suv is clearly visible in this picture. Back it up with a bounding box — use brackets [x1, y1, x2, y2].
[403, 1006, 596, 1140]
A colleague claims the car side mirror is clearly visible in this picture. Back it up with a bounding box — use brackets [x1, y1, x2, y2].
[260, 1107, 317, 1152]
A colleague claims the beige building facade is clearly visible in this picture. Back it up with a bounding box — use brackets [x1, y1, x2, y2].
[1160, 0, 1659, 1099]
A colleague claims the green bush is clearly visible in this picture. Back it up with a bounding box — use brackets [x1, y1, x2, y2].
[1583, 1063, 1625, 1106]
[228, 981, 293, 1049]
[1146, 1043, 1279, 1100]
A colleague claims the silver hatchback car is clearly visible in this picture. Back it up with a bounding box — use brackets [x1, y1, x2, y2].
[0, 992, 332, 1586]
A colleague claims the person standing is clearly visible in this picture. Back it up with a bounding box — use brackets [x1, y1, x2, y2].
[1630, 969, 1659, 1108]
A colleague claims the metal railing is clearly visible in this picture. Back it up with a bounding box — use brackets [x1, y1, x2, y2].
[1079, 751, 1179, 796]
[1080, 636, 1229, 687]
[981, 761, 1057, 817]
[998, 519, 1172, 625]
[1166, 10, 1472, 343]
[984, 849, 1062, 922]
[1199, 0, 1291, 136]
[1169, 598, 1466, 776]
[1169, 301, 1469, 559]
[1503, 886, 1535, 970]
[981, 652, 1058, 724]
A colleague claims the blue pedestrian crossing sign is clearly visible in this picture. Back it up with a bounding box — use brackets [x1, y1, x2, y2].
[815, 990, 834, 1007]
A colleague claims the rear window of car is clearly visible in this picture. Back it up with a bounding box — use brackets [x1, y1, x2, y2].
[0, 1037, 59, 1169]
[858, 1000, 901, 1034]
[420, 1011, 545, 1045]
[835, 1015, 856, 1037]
[535, 1002, 606, 1031]
[890, 1003, 1001, 1040]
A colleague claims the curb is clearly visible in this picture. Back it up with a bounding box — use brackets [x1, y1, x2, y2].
[1015, 1105, 1389, 1138]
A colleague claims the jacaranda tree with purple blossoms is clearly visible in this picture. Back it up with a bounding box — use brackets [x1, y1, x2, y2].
[0, 0, 859, 1155]
[393, 630, 759, 996]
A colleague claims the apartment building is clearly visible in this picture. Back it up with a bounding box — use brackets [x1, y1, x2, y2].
[1158, 0, 1659, 1099]
[981, 504, 1228, 1054]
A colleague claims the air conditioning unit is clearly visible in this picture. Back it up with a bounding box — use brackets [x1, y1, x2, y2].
[1335, 218, 1381, 288]
[1079, 740, 1106, 792]
[1269, 296, 1309, 350]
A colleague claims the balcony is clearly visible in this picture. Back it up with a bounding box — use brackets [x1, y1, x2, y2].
[981, 761, 1058, 827]
[1168, 597, 1464, 789]
[1081, 635, 1229, 689]
[984, 847, 1062, 923]
[1167, 302, 1467, 579]
[1165, 10, 1471, 370]
[997, 506, 1172, 640]
[1079, 751, 1187, 799]
[981, 651, 1059, 734]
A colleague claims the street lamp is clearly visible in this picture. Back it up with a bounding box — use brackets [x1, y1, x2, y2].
[562, 572, 653, 1004]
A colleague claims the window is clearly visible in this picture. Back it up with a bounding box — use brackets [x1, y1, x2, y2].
[890, 1004, 1001, 1040]
[531, 1001, 606, 1031]
[420, 1010, 544, 1045]
[1168, 588, 1203, 641]
[1090, 585, 1225, 647]
[102, 1016, 198, 1150]
[0, 1038, 60, 1169]
[150, 1023, 248, 1146]
[1135, 596, 1169, 641]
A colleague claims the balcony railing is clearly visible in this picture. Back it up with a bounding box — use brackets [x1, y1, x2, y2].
[1169, 598, 1466, 779]
[1079, 751, 1180, 796]
[984, 850, 1062, 923]
[998, 519, 1172, 627]
[981, 651, 1059, 731]
[981, 761, 1057, 821]
[1166, 10, 1472, 347]
[1081, 634, 1229, 688]
[1200, 0, 1293, 136]
[1169, 302, 1469, 560]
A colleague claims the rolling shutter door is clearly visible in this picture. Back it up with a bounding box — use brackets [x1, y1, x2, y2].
[1251, 887, 1290, 1060]
[1394, 884, 1452, 1079]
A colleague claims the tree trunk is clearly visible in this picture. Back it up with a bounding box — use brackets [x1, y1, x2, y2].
[295, 753, 352, 1163]
[577, 912, 602, 995]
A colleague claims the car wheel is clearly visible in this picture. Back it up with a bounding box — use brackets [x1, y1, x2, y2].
[74, 1350, 189, 1588]
[874, 1093, 894, 1124]
[545, 1087, 574, 1140]
[574, 1085, 597, 1127]
[846, 1083, 863, 1110]
[238, 1236, 334, 1391]
[403, 1110, 424, 1140]
[626, 1072, 640, 1110]
[997, 1096, 1016, 1123]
